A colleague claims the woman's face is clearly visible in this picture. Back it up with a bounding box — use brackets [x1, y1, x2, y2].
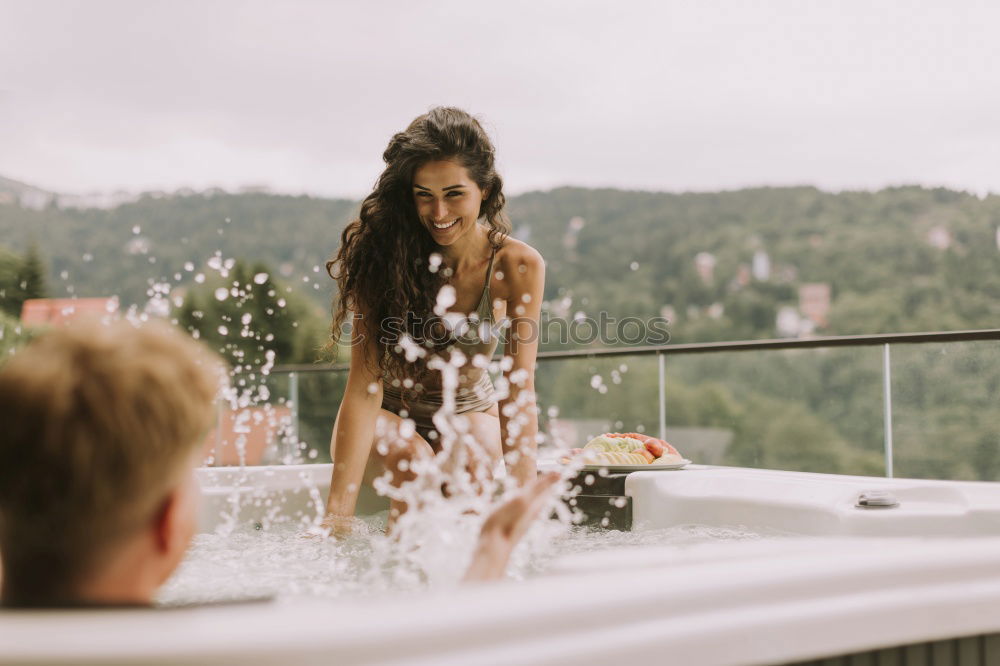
[412, 159, 486, 246]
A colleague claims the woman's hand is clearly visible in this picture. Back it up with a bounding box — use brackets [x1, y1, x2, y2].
[462, 471, 561, 582]
[320, 513, 363, 538]
[297, 514, 365, 540]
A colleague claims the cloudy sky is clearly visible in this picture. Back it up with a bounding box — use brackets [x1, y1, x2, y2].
[2, 1, 998, 198]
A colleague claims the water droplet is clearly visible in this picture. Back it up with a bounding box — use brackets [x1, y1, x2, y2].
[194, 273, 206, 284]
[398, 334, 427, 362]
[217, 325, 228, 335]
[132, 225, 141, 234]
[214, 288, 228, 301]
[184, 261, 194, 271]
[434, 285, 457, 315]
[253, 272, 269, 284]
[630, 261, 639, 270]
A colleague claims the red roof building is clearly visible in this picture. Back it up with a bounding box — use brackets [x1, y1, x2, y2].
[20, 297, 118, 326]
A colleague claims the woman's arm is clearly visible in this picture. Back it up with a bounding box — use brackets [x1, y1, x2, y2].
[323, 310, 382, 532]
[497, 246, 546, 486]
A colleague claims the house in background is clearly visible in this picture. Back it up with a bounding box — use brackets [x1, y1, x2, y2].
[20, 297, 118, 326]
[203, 405, 294, 466]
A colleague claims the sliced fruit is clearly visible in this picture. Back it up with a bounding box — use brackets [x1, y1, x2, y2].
[634, 447, 655, 464]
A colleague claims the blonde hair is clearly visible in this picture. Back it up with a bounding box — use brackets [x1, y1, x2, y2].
[0, 318, 222, 605]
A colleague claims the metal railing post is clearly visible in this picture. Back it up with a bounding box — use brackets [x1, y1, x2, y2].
[658, 351, 666, 441]
[882, 343, 894, 478]
[214, 398, 223, 466]
[289, 371, 300, 446]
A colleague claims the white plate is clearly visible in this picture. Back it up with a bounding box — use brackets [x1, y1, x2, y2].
[579, 459, 691, 472]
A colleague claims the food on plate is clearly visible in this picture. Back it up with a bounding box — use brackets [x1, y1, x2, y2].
[606, 432, 680, 458]
[560, 432, 686, 467]
[632, 447, 655, 464]
[582, 434, 646, 453]
[581, 450, 652, 466]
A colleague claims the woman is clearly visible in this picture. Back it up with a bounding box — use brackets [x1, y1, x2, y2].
[322, 107, 545, 531]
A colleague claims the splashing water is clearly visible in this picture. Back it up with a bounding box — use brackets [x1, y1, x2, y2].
[157, 519, 788, 605]
[28, 225, 697, 608]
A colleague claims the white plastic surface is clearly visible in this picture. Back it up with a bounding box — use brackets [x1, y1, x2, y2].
[626, 465, 1000, 537]
[7, 463, 1000, 665]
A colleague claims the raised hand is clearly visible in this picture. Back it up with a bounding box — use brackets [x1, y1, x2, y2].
[462, 471, 562, 582]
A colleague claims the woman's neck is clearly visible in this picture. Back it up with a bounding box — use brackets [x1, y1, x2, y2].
[440, 223, 490, 273]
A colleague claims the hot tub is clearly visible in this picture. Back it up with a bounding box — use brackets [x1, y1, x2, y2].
[5, 463, 1000, 665]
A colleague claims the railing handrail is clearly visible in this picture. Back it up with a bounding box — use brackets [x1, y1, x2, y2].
[269, 328, 1000, 374]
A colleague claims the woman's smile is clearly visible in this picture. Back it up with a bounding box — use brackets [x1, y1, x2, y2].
[433, 217, 461, 230]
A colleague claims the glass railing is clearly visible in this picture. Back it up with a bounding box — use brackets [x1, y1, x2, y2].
[238, 329, 1000, 481]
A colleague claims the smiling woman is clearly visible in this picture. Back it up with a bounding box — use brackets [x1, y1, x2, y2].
[322, 107, 545, 533]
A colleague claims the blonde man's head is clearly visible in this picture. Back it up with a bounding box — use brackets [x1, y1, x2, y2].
[0, 318, 222, 605]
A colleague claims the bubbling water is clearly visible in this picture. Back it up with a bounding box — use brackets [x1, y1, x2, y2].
[156, 521, 786, 605]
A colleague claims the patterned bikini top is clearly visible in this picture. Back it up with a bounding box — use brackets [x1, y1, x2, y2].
[447, 247, 502, 361]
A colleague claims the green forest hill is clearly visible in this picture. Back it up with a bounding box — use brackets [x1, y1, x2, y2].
[2, 181, 999, 481]
[3, 183, 1000, 345]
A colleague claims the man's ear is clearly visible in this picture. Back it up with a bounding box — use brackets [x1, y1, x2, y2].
[152, 490, 181, 554]
[152, 481, 196, 557]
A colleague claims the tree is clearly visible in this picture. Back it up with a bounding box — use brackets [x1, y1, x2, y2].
[176, 259, 325, 370]
[0, 245, 47, 318]
[17, 243, 47, 301]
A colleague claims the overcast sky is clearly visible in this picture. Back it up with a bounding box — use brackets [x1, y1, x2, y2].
[2, 1, 998, 198]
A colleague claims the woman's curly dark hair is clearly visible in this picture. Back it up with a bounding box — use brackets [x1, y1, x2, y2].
[326, 107, 510, 380]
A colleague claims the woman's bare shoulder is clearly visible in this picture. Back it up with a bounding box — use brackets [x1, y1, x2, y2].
[497, 237, 544, 274]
